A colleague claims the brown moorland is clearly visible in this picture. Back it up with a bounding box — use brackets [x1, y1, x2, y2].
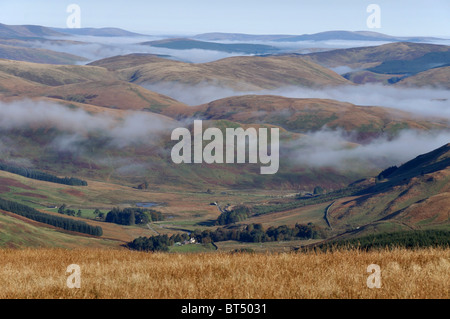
[190, 94, 449, 135]
[88, 54, 352, 90]
[396, 66, 450, 89]
[302, 42, 450, 69]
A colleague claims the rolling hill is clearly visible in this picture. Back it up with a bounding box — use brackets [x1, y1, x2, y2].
[0, 23, 146, 38]
[395, 66, 450, 89]
[0, 58, 187, 113]
[43, 80, 187, 113]
[0, 23, 89, 64]
[89, 53, 352, 90]
[0, 23, 65, 38]
[0, 57, 448, 192]
[302, 42, 450, 69]
[0, 59, 116, 86]
[366, 51, 450, 75]
[86, 42, 449, 90]
[301, 42, 450, 85]
[0, 210, 116, 249]
[0, 43, 87, 65]
[0, 35, 89, 64]
[190, 94, 449, 137]
[341, 70, 405, 85]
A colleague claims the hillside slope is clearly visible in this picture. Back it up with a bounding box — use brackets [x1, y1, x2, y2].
[301, 42, 450, 85]
[328, 143, 450, 234]
[395, 66, 450, 89]
[0, 210, 116, 249]
[88, 54, 352, 90]
[191, 94, 449, 137]
[302, 42, 450, 69]
[0, 59, 187, 113]
[0, 44, 87, 64]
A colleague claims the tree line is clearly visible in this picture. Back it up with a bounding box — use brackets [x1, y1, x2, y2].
[105, 208, 164, 226]
[310, 230, 450, 252]
[0, 197, 102, 236]
[194, 223, 322, 244]
[0, 162, 87, 186]
[127, 223, 323, 252]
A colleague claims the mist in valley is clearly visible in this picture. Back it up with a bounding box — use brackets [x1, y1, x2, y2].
[0, 98, 448, 176]
[283, 128, 450, 171]
[2, 34, 449, 176]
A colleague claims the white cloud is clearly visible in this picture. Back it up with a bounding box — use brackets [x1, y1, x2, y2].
[286, 128, 450, 171]
[0, 99, 176, 150]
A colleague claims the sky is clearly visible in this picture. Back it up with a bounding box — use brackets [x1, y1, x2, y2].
[0, 0, 449, 37]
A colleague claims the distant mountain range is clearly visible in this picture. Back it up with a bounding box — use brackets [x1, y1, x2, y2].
[193, 31, 445, 43]
[0, 23, 144, 38]
[0, 23, 65, 38]
[1, 23, 446, 43]
[1, 22, 448, 87]
[50, 27, 145, 37]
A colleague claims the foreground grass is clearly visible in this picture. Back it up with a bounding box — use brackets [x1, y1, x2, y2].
[0, 247, 448, 299]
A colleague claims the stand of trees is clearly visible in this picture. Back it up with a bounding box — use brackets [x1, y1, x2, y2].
[0, 198, 102, 236]
[0, 162, 87, 186]
[128, 235, 171, 252]
[58, 204, 82, 217]
[105, 208, 164, 226]
[194, 223, 322, 244]
[216, 205, 251, 225]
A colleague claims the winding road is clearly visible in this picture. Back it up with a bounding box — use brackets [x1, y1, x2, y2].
[324, 201, 335, 230]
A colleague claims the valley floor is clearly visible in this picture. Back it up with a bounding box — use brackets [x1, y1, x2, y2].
[0, 247, 448, 299]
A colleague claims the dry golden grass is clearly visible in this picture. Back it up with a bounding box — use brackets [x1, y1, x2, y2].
[0, 247, 448, 299]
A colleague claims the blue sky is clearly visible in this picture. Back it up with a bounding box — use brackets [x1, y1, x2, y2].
[0, 0, 449, 36]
